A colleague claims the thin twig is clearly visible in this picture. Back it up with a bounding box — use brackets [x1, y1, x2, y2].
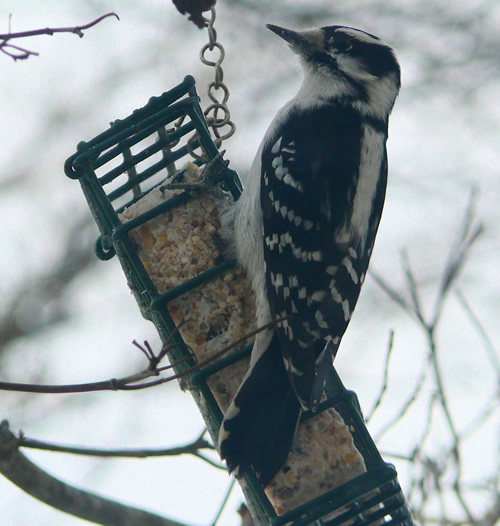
[0, 13, 119, 61]
[375, 351, 433, 441]
[427, 327, 475, 523]
[210, 478, 236, 526]
[0, 330, 183, 393]
[366, 330, 394, 423]
[13, 429, 213, 459]
[460, 402, 497, 440]
[370, 269, 416, 320]
[0, 13, 119, 39]
[401, 250, 426, 326]
[3, 424, 226, 471]
[97, 316, 289, 392]
[430, 192, 483, 329]
[405, 389, 438, 503]
[456, 289, 500, 376]
[0, 317, 287, 395]
[191, 451, 226, 470]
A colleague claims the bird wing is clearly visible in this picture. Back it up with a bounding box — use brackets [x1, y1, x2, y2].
[260, 104, 387, 409]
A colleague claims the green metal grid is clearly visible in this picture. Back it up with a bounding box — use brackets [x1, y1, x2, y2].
[64, 75, 413, 525]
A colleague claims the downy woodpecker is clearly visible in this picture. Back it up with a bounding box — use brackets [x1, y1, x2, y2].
[218, 24, 401, 487]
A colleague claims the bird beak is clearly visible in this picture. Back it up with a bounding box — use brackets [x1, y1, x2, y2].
[266, 24, 322, 55]
[266, 24, 305, 49]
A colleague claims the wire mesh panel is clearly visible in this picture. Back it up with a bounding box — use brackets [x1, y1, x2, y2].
[65, 76, 413, 525]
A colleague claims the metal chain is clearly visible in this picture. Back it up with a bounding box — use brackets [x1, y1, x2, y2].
[199, 7, 235, 150]
[175, 7, 236, 163]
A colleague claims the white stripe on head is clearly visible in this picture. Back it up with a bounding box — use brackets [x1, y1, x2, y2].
[337, 27, 384, 45]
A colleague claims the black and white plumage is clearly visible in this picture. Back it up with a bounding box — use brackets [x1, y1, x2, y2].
[218, 24, 401, 487]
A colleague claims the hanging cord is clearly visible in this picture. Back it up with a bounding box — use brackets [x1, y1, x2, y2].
[198, 7, 235, 152]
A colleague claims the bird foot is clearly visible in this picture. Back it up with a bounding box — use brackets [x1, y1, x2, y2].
[160, 151, 229, 197]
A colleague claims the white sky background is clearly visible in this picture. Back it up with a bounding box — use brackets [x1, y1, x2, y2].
[0, 1, 499, 525]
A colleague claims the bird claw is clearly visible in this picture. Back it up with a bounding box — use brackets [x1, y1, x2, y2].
[201, 150, 230, 186]
[160, 151, 229, 196]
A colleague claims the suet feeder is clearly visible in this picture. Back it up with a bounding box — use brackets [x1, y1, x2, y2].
[65, 75, 413, 525]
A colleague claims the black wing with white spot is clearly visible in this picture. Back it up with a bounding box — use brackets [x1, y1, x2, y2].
[260, 104, 388, 409]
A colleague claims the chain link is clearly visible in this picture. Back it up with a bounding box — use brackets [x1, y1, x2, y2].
[198, 8, 235, 152]
[174, 7, 235, 163]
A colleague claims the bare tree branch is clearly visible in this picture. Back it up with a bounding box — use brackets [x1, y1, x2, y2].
[371, 194, 492, 524]
[365, 330, 395, 423]
[0, 12, 119, 61]
[1, 425, 225, 471]
[0, 317, 287, 395]
[401, 250, 426, 326]
[456, 289, 500, 377]
[430, 191, 483, 330]
[375, 352, 433, 441]
[14, 428, 211, 458]
[0, 420, 188, 526]
[210, 479, 236, 525]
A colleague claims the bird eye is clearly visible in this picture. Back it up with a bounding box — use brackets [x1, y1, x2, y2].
[336, 37, 353, 52]
[337, 40, 352, 51]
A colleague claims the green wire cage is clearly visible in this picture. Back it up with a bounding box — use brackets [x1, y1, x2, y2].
[65, 75, 414, 525]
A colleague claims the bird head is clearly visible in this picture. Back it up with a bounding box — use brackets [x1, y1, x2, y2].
[266, 24, 401, 118]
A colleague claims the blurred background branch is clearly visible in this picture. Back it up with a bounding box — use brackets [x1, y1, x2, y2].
[370, 199, 498, 524]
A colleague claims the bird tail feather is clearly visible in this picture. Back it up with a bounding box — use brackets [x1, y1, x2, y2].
[218, 333, 301, 487]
